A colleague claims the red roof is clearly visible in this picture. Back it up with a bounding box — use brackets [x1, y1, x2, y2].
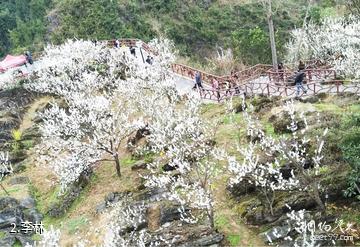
[0, 55, 27, 73]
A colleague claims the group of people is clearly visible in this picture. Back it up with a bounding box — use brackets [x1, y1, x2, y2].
[192, 60, 309, 99]
[192, 70, 240, 101]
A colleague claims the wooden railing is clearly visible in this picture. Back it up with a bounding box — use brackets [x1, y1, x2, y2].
[6, 38, 359, 102]
[198, 80, 360, 102]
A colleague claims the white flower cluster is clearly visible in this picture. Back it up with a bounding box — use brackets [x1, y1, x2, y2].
[27, 38, 180, 192]
[286, 15, 360, 78]
[25, 226, 61, 247]
[228, 98, 328, 214]
[142, 91, 221, 227]
[0, 151, 12, 194]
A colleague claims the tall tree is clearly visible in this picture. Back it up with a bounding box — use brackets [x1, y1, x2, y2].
[260, 0, 278, 69]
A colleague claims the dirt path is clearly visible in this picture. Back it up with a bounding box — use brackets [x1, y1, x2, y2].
[18, 96, 52, 132]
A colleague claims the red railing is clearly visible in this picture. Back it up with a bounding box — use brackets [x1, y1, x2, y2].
[8, 38, 359, 102]
[196, 80, 360, 102]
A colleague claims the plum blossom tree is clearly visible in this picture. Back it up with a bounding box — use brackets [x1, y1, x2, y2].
[36, 94, 143, 191]
[29, 39, 180, 192]
[286, 15, 360, 79]
[103, 199, 164, 247]
[228, 98, 328, 214]
[142, 95, 223, 229]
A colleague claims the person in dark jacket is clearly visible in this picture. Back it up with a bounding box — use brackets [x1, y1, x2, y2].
[294, 69, 307, 97]
[25, 51, 33, 65]
[193, 71, 203, 89]
[298, 60, 305, 71]
[146, 56, 151, 64]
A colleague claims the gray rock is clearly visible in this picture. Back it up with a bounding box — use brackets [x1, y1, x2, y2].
[0, 233, 16, 247]
[0, 197, 19, 209]
[19, 197, 35, 209]
[15, 234, 35, 246]
[260, 225, 292, 243]
[131, 160, 148, 170]
[0, 208, 23, 229]
[8, 176, 30, 185]
[160, 205, 190, 225]
[95, 202, 107, 214]
[26, 209, 43, 223]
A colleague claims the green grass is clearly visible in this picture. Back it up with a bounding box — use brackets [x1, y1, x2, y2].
[0, 186, 21, 196]
[227, 234, 242, 246]
[66, 216, 88, 234]
[315, 103, 343, 114]
[347, 104, 360, 113]
[223, 114, 243, 125]
[215, 214, 229, 228]
[0, 231, 5, 239]
[121, 157, 137, 167]
[13, 240, 22, 247]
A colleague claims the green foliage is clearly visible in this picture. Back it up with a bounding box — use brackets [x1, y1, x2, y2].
[215, 214, 229, 228]
[340, 113, 360, 199]
[11, 129, 24, 157]
[12, 129, 22, 141]
[66, 216, 88, 234]
[227, 234, 242, 246]
[232, 26, 271, 65]
[0, 0, 50, 57]
[51, 0, 155, 44]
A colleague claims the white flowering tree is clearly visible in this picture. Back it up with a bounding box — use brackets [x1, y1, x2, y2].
[286, 15, 360, 79]
[0, 151, 12, 195]
[142, 94, 223, 229]
[228, 99, 328, 214]
[36, 94, 143, 191]
[28, 38, 181, 193]
[103, 199, 159, 247]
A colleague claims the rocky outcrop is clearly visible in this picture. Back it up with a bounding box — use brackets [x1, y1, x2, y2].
[0, 88, 36, 145]
[48, 169, 92, 217]
[0, 196, 43, 247]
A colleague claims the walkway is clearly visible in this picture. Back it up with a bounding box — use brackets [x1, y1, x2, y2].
[2, 38, 359, 102]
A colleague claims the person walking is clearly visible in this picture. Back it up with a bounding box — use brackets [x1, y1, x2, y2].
[25, 51, 33, 65]
[298, 60, 305, 71]
[115, 39, 120, 48]
[193, 71, 203, 90]
[212, 78, 220, 102]
[130, 46, 136, 57]
[294, 69, 307, 97]
[146, 56, 151, 64]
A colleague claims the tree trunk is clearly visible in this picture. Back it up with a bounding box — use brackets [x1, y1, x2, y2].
[267, 0, 278, 70]
[207, 207, 215, 229]
[310, 183, 325, 211]
[114, 153, 121, 177]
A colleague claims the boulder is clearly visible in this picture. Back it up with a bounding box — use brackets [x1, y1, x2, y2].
[95, 202, 107, 214]
[131, 160, 148, 170]
[159, 205, 190, 225]
[0, 233, 16, 247]
[19, 197, 35, 209]
[260, 225, 292, 243]
[0, 197, 19, 209]
[0, 208, 23, 229]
